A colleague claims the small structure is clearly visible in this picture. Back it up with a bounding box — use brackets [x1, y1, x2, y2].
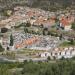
[40, 52, 51, 58]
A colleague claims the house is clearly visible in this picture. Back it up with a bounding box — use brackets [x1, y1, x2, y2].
[33, 17, 55, 28]
[40, 52, 50, 58]
[54, 47, 75, 59]
[64, 50, 72, 58]
[30, 19, 36, 25]
[14, 6, 24, 11]
[5, 25, 11, 29]
[71, 50, 75, 57]
[60, 18, 71, 31]
[59, 16, 74, 31]
[43, 19, 56, 28]
[9, 45, 15, 51]
[1, 35, 10, 51]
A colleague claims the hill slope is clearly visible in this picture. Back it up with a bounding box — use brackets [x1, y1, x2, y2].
[28, 0, 75, 10]
[0, 0, 75, 11]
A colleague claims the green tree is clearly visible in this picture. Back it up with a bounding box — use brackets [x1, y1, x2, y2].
[71, 23, 75, 30]
[43, 28, 48, 35]
[26, 22, 31, 27]
[59, 34, 63, 40]
[24, 27, 28, 33]
[47, 56, 51, 61]
[0, 44, 4, 52]
[69, 39, 74, 45]
[10, 34, 13, 46]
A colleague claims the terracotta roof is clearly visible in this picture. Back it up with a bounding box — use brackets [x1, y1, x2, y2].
[60, 19, 70, 26]
[60, 16, 74, 26]
[15, 37, 39, 49]
[27, 11, 35, 17]
[34, 18, 55, 26]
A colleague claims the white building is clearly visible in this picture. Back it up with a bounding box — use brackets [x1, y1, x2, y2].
[40, 52, 51, 58]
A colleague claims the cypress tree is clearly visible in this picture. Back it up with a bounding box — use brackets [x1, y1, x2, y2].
[10, 34, 13, 46]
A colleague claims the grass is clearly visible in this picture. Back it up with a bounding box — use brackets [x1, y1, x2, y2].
[60, 41, 75, 47]
[17, 49, 45, 54]
[10, 49, 46, 58]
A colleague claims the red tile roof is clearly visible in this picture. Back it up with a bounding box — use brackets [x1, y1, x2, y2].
[60, 16, 74, 26]
[15, 37, 39, 49]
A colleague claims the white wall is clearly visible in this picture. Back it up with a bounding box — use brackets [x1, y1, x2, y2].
[64, 25, 71, 31]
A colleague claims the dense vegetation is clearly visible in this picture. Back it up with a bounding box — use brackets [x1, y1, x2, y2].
[30, 0, 75, 11]
[60, 39, 75, 47]
[1, 28, 8, 33]
[0, 62, 24, 75]
[0, 44, 4, 52]
[72, 23, 75, 30]
[0, 0, 75, 12]
[0, 58, 75, 75]
[22, 60, 75, 75]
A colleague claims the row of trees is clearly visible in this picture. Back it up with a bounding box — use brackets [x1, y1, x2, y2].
[0, 62, 23, 75]
[0, 58, 75, 75]
[21, 59, 75, 75]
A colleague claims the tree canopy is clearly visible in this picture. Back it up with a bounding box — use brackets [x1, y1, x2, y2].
[0, 59, 75, 75]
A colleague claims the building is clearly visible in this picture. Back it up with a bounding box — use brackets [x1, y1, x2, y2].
[60, 18, 72, 31]
[40, 52, 51, 58]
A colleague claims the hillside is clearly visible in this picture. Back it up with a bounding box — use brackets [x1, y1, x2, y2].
[29, 0, 75, 10]
[0, 0, 75, 11]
